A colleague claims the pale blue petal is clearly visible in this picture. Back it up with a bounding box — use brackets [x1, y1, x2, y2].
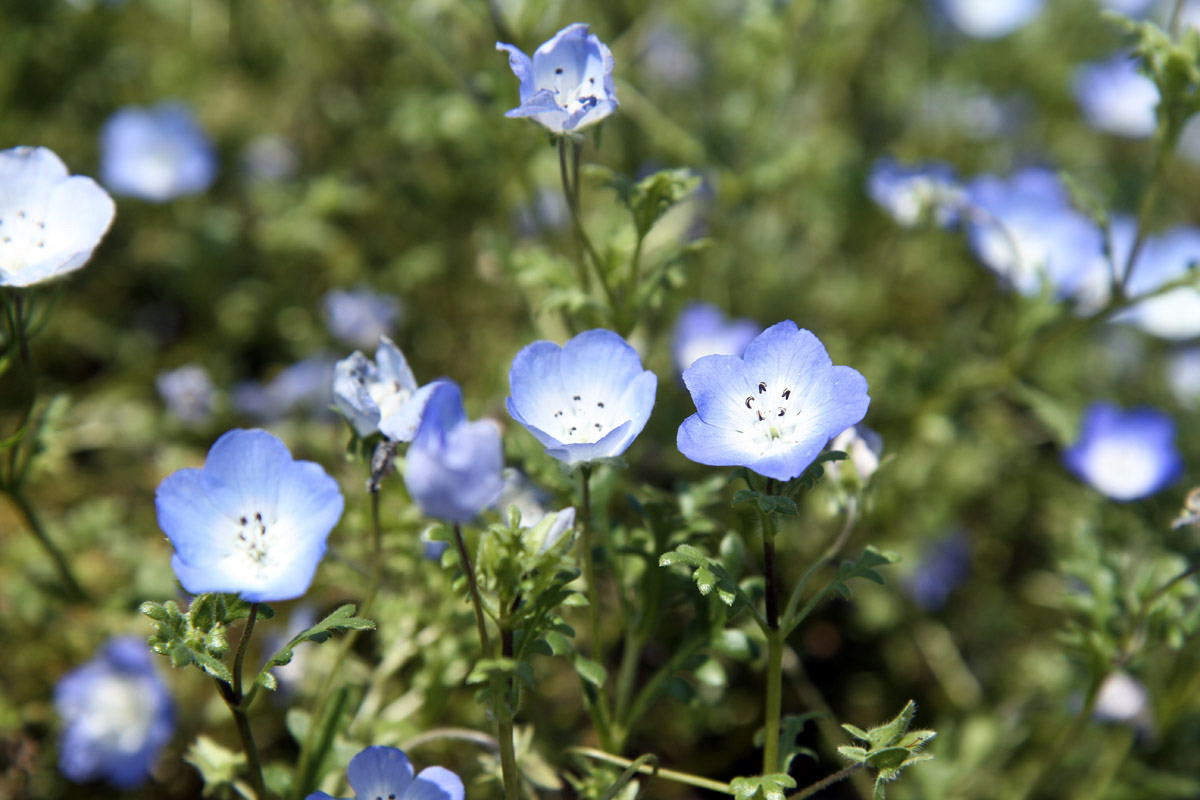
[405, 767, 465, 800]
[741, 322, 832, 396]
[677, 414, 763, 468]
[495, 42, 535, 102]
[508, 340, 569, 430]
[379, 381, 439, 442]
[558, 329, 647, 407]
[546, 420, 633, 464]
[333, 352, 382, 437]
[375, 336, 418, 393]
[683, 353, 753, 431]
[347, 747, 414, 800]
[504, 397, 566, 451]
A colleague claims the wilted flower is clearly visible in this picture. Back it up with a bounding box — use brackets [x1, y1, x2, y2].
[497, 23, 618, 134]
[155, 429, 344, 601]
[323, 287, 401, 349]
[405, 381, 505, 524]
[1074, 54, 1158, 138]
[937, 0, 1045, 39]
[0, 146, 115, 288]
[867, 158, 965, 228]
[672, 303, 761, 374]
[100, 103, 216, 201]
[1063, 403, 1183, 501]
[55, 637, 174, 788]
[507, 329, 657, 466]
[964, 168, 1105, 298]
[333, 337, 434, 439]
[677, 321, 871, 481]
[307, 746, 463, 800]
[156, 364, 216, 425]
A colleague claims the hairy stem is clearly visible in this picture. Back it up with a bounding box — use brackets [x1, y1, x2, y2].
[580, 466, 602, 662]
[217, 602, 268, 800]
[567, 747, 734, 795]
[792, 763, 866, 800]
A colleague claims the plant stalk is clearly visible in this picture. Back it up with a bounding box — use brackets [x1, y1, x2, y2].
[761, 506, 782, 775]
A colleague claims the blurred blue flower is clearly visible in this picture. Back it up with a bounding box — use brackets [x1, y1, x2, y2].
[233, 356, 336, 422]
[55, 637, 174, 788]
[1063, 403, 1183, 501]
[905, 531, 971, 611]
[420, 528, 451, 562]
[323, 287, 401, 349]
[156, 364, 216, 425]
[333, 337, 435, 439]
[672, 302, 761, 374]
[100, 103, 216, 202]
[1168, 348, 1200, 409]
[155, 429, 344, 601]
[497, 23, 618, 134]
[307, 745, 463, 800]
[1107, 218, 1200, 340]
[1075, 54, 1158, 138]
[405, 381, 505, 524]
[868, 158, 965, 228]
[0, 145, 115, 288]
[1099, 0, 1156, 15]
[507, 329, 657, 466]
[493, 468, 552, 526]
[828, 423, 884, 484]
[677, 321, 871, 481]
[937, 0, 1045, 38]
[964, 168, 1105, 298]
[241, 134, 297, 183]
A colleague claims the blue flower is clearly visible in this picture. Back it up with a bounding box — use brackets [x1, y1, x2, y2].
[233, 356, 336, 422]
[155, 429, 344, 601]
[672, 303, 761, 374]
[333, 337, 435, 439]
[964, 168, 1105, 298]
[100, 103, 216, 202]
[156, 364, 216, 425]
[1074, 54, 1158, 139]
[0, 146, 115, 287]
[323, 287, 401, 349]
[937, 0, 1045, 39]
[904, 531, 971, 611]
[307, 746, 463, 800]
[1168, 347, 1200, 409]
[497, 23, 618, 134]
[405, 381, 505, 524]
[507, 329, 657, 466]
[828, 423, 884, 484]
[1063, 403, 1184, 501]
[55, 637, 174, 788]
[677, 321, 870, 481]
[867, 158, 965, 228]
[1107, 218, 1200, 340]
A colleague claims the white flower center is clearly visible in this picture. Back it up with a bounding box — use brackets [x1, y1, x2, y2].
[0, 208, 50, 273]
[233, 511, 272, 565]
[368, 378, 412, 420]
[549, 391, 614, 443]
[552, 67, 600, 116]
[741, 379, 804, 447]
[77, 674, 156, 754]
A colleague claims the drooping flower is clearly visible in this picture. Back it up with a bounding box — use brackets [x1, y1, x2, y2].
[507, 329, 657, 466]
[867, 158, 965, 228]
[1074, 54, 1158, 139]
[323, 287, 401, 349]
[156, 364, 216, 425]
[100, 103, 216, 202]
[1062, 403, 1184, 501]
[672, 303, 761, 374]
[307, 746, 463, 800]
[0, 146, 115, 288]
[497, 23, 618, 134]
[937, 0, 1045, 39]
[55, 637, 175, 788]
[155, 429, 344, 602]
[677, 321, 870, 481]
[405, 381, 505, 524]
[332, 337, 434, 439]
[964, 168, 1105, 298]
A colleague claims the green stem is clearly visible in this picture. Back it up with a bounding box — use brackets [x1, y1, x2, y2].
[2, 486, 89, 602]
[1014, 677, 1102, 800]
[496, 626, 520, 800]
[216, 602, 268, 800]
[622, 634, 706, 734]
[791, 763, 866, 800]
[567, 747, 734, 795]
[453, 524, 492, 652]
[234, 603, 259, 702]
[761, 506, 782, 775]
[782, 498, 857, 637]
[613, 628, 646, 733]
[580, 466, 602, 662]
[557, 137, 617, 314]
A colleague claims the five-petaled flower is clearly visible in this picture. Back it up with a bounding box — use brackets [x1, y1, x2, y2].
[507, 329, 658, 466]
[100, 102, 216, 202]
[0, 146, 115, 288]
[677, 321, 870, 481]
[155, 428, 344, 602]
[55, 637, 175, 789]
[404, 380, 505, 524]
[333, 336, 435, 440]
[1062, 402, 1183, 501]
[307, 745, 463, 800]
[497, 23, 619, 134]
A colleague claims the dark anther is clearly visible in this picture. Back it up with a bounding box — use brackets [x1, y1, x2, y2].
[777, 408, 786, 417]
[758, 381, 767, 393]
[782, 389, 791, 400]
[255, 512, 263, 523]
[240, 516, 247, 526]
[745, 396, 754, 408]
[569, 426, 577, 434]
[573, 395, 581, 401]
[757, 410, 765, 421]
[554, 410, 563, 417]
[594, 423, 602, 430]
[555, 67, 564, 74]
[597, 401, 604, 408]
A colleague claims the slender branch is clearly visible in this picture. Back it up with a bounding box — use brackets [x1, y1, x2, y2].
[233, 603, 259, 702]
[783, 498, 858, 636]
[1119, 562, 1199, 663]
[559, 137, 592, 292]
[791, 763, 867, 800]
[760, 504, 782, 775]
[453, 524, 492, 654]
[567, 747, 734, 795]
[215, 603, 269, 800]
[2, 487, 89, 601]
[580, 466, 602, 661]
[557, 137, 617, 313]
[401, 727, 500, 752]
[496, 625, 520, 800]
[1170, 0, 1185, 36]
[1117, 141, 1169, 297]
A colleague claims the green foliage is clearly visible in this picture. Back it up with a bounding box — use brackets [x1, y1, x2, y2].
[607, 168, 702, 241]
[140, 594, 272, 682]
[729, 773, 796, 800]
[838, 701, 936, 800]
[659, 543, 750, 613]
[254, 604, 375, 692]
[183, 735, 250, 799]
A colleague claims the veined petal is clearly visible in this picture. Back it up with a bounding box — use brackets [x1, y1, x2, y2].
[742, 322, 832, 393]
[677, 414, 764, 467]
[495, 42, 535, 102]
[558, 329, 648, 404]
[348, 747, 414, 800]
[683, 353, 753, 431]
[406, 767, 465, 800]
[508, 340, 569, 428]
[546, 419, 633, 464]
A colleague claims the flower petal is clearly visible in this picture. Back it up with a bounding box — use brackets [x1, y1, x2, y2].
[405, 767, 465, 800]
[741, 322, 832, 395]
[347, 747, 414, 800]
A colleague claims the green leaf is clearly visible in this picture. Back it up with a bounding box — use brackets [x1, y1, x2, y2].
[574, 656, 608, 689]
[254, 604, 374, 691]
[866, 747, 911, 770]
[867, 700, 916, 747]
[184, 735, 247, 797]
[660, 543, 748, 610]
[838, 746, 869, 762]
[729, 773, 796, 800]
[842, 723, 870, 741]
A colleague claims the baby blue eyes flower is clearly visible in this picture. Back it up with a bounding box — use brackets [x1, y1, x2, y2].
[1062, 403, 1184, 502]
[672, 302, 761, 374]
[937, 0, 1045, 39]
[156, 364, 216, 425]
[497, 23, 618, 134]
[867, 158, 965, 229]
[307, 745, 464, 800]
[155, 428, 344, 602]
[55, 637, 175, 788]
[405, 381, 505, 524]
[333, 337, 435, 439]
[1074, 54, 1158, 139]
[0, 146, 115, 288]
[1107, 219, 1200, 341]
[677, 321, 870, 482]
[507, 329, 658, 466]
[323, 287, 401, 349]
[100, 102, 216, 202]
